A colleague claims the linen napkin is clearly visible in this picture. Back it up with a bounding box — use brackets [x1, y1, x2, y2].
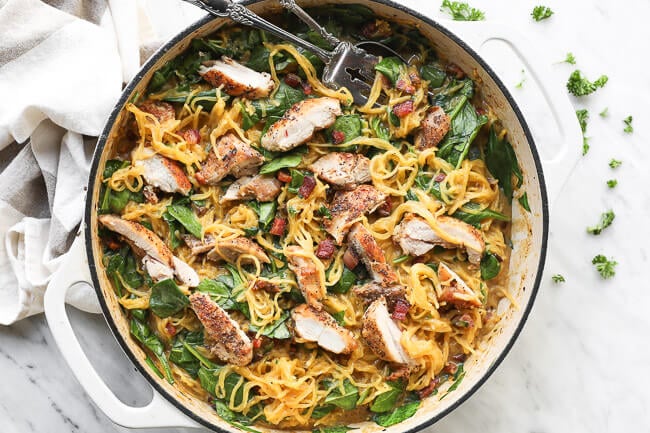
[0, 0, 203, 325]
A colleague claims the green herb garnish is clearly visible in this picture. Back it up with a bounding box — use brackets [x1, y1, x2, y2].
[623, 115, 633, 133]
[531, 6, 554, 21]
[592, 255, 617, 279]
[567, 70, 608, 97]
[587, 210, 615, 235]
[552, 274, 565, 283]
[607, 179, 618, 188]
[440, 0, 485, 21]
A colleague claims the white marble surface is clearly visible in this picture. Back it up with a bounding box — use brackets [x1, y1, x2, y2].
[2, 0, 650, 432]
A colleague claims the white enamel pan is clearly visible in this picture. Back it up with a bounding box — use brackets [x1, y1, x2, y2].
[44, 0, 582, 431]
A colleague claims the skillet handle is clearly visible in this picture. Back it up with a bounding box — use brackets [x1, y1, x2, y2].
[44, 231, 201, 429]
[439, 20, 583, 212]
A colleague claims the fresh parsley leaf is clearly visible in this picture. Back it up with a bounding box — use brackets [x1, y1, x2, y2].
[567, 70, 608, 97]
[563, 52, 576, 65]
[599, 107, 609, 117]
[582, 137, 590, 156]
[592, 255, 617, 279]
[576, 109, 589, 133]
[609, 159, 622, 169]
[623, 115, 633, 133]
[552, 274, 566, 283]
[607, 179, 618, 188]
[587, 210, 615, 235]
[531, 5, 554, 21]
[440, 0, 485, 21]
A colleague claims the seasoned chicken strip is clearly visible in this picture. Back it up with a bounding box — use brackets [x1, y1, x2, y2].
[286, 246, 326, 307]
[135, 150, 191, 195]
[437, 262, 482, 308]
[195, 133, 264, 185]
[324, 184, 387, 245]
[182, 234, 216, 255]
[292, 304, 357, 355]
[189, 292, 253, 366]
[352, 282, 406, 309]
[139, 100, 175, 123]
[362, 297, 412, 364]
[207, 237, 270, 265]
[417, 106, 450, 150]
[199, 57, 274, 99]
[393, 214, 485, 264]
[347, 223, 399, 287]
[221, 175, 282, 203]
[98, 215, 199, 287]
[261, 97, 341, 152]
[309, 152, 371, 190]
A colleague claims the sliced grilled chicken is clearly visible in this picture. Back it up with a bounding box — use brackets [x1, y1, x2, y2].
[437, 262, 482, 308]
[347, 223, 399, 287]
[309, 152, 371, 190]
[182, 234, 216, 255]
[98, 215, 199, 287]
[261, 97, 342, 152]
[221, 175, 282, 203]
[198, 57, 274, 100]
[417, 106, 450, 150]
[393, 214, 485, 265]
[324, 184, 387, 245]
[207, 237, 270, 265]
[292, 304, 357, 354]
[189, 292, 253, 366]
[135, 150, 191, 195]
[352, 282, 406, 309]
[139, 100, 175, 123]
[286, 246, 325, 307]
[195, 133, 264, 185]
[362, 297, 412, 364]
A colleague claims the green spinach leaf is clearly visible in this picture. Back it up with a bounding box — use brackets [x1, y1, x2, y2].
[372, 400, 420, 427]
[259, 152, 303, 174]
[249, 311, 291, 339]
[130, 318, 174, 384]
[437, 99, 487, 168]
[149, 279, 190, 318]
[329, 268, 357, 294]
[374, 57, 404, 86]
[485, 126, 523, 200]
[370, 381, 405, 413]
[167, 204, 202, 238]
[480, 253, 500, 280]
[325, 379, 359, 410]
[420, 64, 446, 88]
[451, 202, 509, 227]
[329, 115, 362, 144]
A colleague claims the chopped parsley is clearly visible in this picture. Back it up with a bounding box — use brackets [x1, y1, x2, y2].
[566, 70, 608, 97]
[623, 116, 633, 133]
[552, 274, 565, 283]
[607, 179, 618, 188]
[440, 0, 485, 21]
[592, 255, 617, 279]
[587, 210, 615, 235]
[562, 52, 576, 65]
[318, 205, 332, 219]
[531, 6, 554, 21]
[599, 107, 609, 117]
[576, 109, 590, 155]
[609, 159, 622, 169]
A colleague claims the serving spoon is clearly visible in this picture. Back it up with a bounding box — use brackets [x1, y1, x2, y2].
[183, 0, 406, 104]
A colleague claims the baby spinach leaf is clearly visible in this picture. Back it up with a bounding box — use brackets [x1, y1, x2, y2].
[257, 201, 277, 231]
[329, 268, 357, 294]
[375, 57, 404, 86]
[259, 152, 303, 174]
[370, 117, 390, 141]
[331, 310, 346, 326]
[162, 211, 183, 249]
[414, 173, 443, 201]
[169, 331, 203, 377]
[249, 311, 291, 339]
[485, 126, 523, 201]
[313, 426, 353, 433]
[480, 253, 501, 280]
[372, 400, 420, 427]
[198, 366, 222, 397]
[440, 363, 466, 400]
[311, 404, 334, 419]
[420, 64, 447, 88]
[518, 192, 531, 212]
[149, 279, 190, 318]
[197, 278, 235, 310]
[215, 401, 262, 433]
[437, 100, 487, 168]
[246, 45, 272, 72]
[325, 379, 359, 410]
[287, 169, 306, 194]
[130, 318, 174, 384]
[329, 115, 362, 144]
[451, 202, 509, 227]
[103, 159, 129, 179]
[370, 381, 405, 413]
[167, 204, 202, 238]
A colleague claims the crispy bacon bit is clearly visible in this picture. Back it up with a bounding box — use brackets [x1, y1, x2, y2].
[343, 248, 359, 269]
[446, 63, 465, 79]
[443, 361, 459, 375]
[106, 237, 122, 251]
[298, 175, 316, 198]
[393, 100, 414, 118]
[379, 73, 392, 90]
[452, 353, 468, 363]
[434, 172, 447, 182]
[277, 170, 292, 183]
[284, 73, 302, 88]
[391, 298, 411, 321]
[269, 217, 287, 236]
[452, 313, 474, 328]
[253, 280, 281, 293]
[315, 239, 336, 260]
[396, 79, 416, 95]
[143, 185, 158, 204]
[409, 71, 421, 87]
[180, 128, 201, 145]
[418, 376, 441, 399]
[301, 82, 313, 95]
[331, 130, 346, 145]
[165, 322, 177, 337]
[377, 199, 392, 217]
[386, 365, 411, 382]
[252, 337, 263, 349]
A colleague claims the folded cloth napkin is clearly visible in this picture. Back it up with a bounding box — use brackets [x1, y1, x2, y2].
[0, 0, 203, 325]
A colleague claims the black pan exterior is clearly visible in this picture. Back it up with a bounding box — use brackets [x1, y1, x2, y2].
[84, 1, 549, 431]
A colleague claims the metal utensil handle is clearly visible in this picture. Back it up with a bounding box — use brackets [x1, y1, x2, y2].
[44, 231, 201, 429]
[188, 0, 333, 62]
[279, 0, 341, 48]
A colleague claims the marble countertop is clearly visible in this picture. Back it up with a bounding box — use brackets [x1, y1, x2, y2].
[2, 0, 649, 432]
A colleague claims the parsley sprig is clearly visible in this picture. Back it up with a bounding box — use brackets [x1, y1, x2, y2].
[532, 6, 554, 21]
[552, 274, 566, 283]
[623, 116, 633, 133]
[440, 0, 485, 21]
[576, 109, 590, 155]
[567, 70, 608, 96]
[587, 210, 615, 235]
[592, 255, 617, 279]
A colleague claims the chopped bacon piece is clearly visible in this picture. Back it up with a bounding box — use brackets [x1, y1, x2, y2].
[331, 130, 346, 144]
[277, 170, 292, 183]
[434, 172, 447, 182]
[386, 365, 411, 382]
[269, 217, 287, 236]
[253, 280, 281, 293]
[393, 100, 414, 118]
[377, 199, 392, 217]
[180, 128, 201, 145]
[396, 79, 415, 95]
[315, 239, 336, 260]
[443, 361, 459, 375]
[391, 298, 411, 321]
[165, 322, 177, 337]
[446, 63, 465, 79]
[298, 175, 316, 198]
[252, 337, 263, 349]
[343, 248, 359, 269]
[418, 376, 441, 399]
[452, 353, 468, 363]
[106, 237, 122, 251]
[284, 73, 302, 88]
[409, 71, 422, 87]
[301, 82, 313, 95]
